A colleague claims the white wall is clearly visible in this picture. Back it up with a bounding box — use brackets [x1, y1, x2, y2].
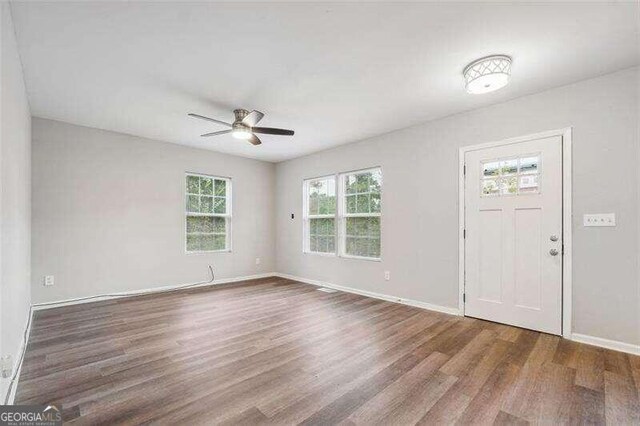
[31, 118, 276, 304]
[276, 67, 639, 346]
[1, 1, 32, 401]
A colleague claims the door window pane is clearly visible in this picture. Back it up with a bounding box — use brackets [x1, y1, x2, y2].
[500, 176, 518, 195]
[481, 154, 540, 197]
[519, 175, 539, 193]
[520, 156, 539, 174]
[500, 159, 518, 176]
[483, 161, 500, 177]
[482, 179, 499, 196]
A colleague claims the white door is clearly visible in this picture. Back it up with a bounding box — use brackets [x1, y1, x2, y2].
[464, 135, 562, 335]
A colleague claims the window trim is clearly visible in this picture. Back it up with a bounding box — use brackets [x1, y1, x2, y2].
[185, 172, 233, 254]
[302, 167, 382, 261]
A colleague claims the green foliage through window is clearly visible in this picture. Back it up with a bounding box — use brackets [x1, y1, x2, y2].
[307, 178, 336, 216]
[304, 168, 382, 259]
[342, 169, 382, 258]
[185, 174, 230, 252]
[309, 218, 335, 254]
[306, 176, 336, 254]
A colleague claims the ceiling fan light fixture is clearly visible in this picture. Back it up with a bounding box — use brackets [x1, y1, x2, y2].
[232, 129, 252, 140]
[463, 55, 512, 94]
[189, 109, 293, 146]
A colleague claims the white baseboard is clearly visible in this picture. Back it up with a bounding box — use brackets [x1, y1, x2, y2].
[274, 272, 461, 316]
[32, 272, 277, 311]
[570, 333, 640, 356]
[2, 306, 34, 405]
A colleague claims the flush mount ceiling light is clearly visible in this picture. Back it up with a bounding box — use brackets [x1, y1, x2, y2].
[463, 55, 512, 94]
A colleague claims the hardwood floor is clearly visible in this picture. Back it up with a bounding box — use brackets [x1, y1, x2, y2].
[16, 277, 640, 425]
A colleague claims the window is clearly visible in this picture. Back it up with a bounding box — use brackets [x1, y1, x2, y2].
[303, 167, 382, 260]
[342, 169, 382, 259]
[185, 173, 231, 253]
[303, 176, 336, 254]
[481, 154, 540, 197]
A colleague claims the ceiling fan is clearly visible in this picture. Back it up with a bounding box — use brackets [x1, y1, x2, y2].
[188, 109, 294, 146]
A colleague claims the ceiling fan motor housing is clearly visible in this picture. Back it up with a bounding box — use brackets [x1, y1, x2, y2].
[232, 121, 250, 132]
[233, 109, 250, 124]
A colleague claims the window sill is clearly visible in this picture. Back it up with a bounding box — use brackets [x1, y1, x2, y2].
[340, 254, 381, 262]
[302, 251, 381, 262]
[303, 251, 336, 258]
[186, 249, 232, 255]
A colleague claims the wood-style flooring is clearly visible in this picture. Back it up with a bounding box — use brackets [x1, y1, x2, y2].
[16, 277, 640, 425]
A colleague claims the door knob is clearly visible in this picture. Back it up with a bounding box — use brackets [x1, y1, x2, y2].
[549, 248, 559, 256]
[550, 235, 559, 242]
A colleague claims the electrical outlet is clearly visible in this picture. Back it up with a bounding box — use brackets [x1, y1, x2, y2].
[44, 275, 54, 286]
[583, 213, 616, 227]
[255, 258, 261, 265]
[384, 271, 390, 281]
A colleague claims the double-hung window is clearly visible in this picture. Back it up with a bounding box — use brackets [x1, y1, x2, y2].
[303, 176, 336, 254]
[303, 167, 382, 260]
[185, 173, 231, 253]
[341, 168, 382, 259]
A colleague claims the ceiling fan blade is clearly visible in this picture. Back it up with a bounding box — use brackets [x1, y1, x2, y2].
[188, 113, 232, 127]
[201, 129, 231, 137]
[247, 134, 262, 146]
[242, 110, 264, 127]
[251, 127, 294, 136]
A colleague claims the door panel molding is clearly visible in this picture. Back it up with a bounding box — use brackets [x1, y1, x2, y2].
[458, 128, 572, 337]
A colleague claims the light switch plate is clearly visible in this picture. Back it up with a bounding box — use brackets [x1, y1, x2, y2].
[44, 275, 54, 286]
[583, 213, 616, 227]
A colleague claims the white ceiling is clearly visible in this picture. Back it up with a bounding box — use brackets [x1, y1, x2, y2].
[10, 2, 639, 162]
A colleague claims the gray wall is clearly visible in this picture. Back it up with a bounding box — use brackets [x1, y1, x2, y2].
[276, 67, 639, 346]
[31, 118, 276, 303]
[1, 2, 32, 400]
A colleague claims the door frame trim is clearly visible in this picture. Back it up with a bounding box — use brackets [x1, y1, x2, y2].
[458, 128, 573, 337]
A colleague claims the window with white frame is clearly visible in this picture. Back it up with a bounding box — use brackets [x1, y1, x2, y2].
[185, 173, 231, 253]
[341, 168, 382, 259]
[303, 167, 382, 259]
[303, 176, 336, 254]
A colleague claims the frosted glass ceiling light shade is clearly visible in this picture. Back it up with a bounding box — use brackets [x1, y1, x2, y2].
[463, 55, 512, 94]
[232, 129, 252, 140]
